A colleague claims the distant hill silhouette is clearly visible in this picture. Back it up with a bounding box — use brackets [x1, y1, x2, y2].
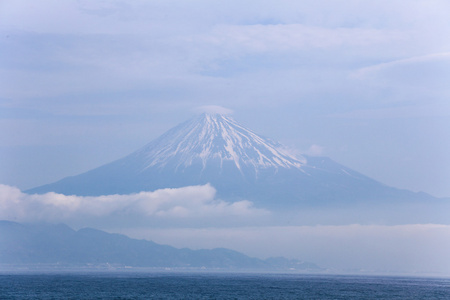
[0, 221, 320, 271]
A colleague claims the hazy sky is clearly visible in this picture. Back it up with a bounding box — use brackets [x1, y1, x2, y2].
[1, 1, 450, 274]
[1, 0, 449, 197]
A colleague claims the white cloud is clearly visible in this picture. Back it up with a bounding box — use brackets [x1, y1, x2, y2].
[353, 52, 450, 88]
[194, 105, 234, 115]
[197, 24, 404, 55]
[0, 184, 268, 224]
[349, 52, 450, 111]
[1, 0, 448, 102]
[305, 144, 324, 156]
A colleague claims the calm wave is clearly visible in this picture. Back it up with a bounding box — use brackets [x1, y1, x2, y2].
[1, 272, 449, 299]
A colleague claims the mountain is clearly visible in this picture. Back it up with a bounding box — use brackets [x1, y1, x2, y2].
[0, 220, 319, 271]
[27, 113, 435, 208]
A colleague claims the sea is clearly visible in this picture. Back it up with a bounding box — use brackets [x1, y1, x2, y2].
[0, 272, 449, 299]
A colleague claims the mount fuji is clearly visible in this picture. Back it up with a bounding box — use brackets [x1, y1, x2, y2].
[27, 113, 435, 208]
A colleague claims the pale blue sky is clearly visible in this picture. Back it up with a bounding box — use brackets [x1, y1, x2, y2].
[1, 0, 450, 197]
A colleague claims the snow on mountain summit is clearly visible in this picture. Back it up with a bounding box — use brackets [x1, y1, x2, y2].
[27, 112, 437, 206]
[133, 113, 306, 172]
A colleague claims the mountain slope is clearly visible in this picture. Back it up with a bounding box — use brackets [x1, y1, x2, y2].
[133, 113, 306, 171]
[27, 113, 435, 207]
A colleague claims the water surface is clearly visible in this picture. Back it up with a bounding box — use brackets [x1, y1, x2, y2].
[1, 272, 449, 299]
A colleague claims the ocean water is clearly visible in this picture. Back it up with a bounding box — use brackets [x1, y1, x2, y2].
[0, 272, 449, 299]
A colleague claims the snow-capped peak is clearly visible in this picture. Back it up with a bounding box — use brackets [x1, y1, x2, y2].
[134, 113, 306, 172]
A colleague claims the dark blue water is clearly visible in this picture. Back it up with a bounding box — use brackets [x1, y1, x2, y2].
[0, 272, 449, 299]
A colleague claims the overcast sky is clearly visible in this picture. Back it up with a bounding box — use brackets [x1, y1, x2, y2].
[1, 0, 450, 197]
[1, 0, 450, 275]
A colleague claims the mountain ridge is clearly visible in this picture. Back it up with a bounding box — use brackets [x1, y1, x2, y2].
[133, 113, 306, 172]
[26, 113, 437, 207]
[0, 220, 320, 271]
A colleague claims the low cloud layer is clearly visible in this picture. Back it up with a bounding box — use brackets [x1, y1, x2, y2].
[0, 184, 268, 226]
[1, 182, 449, 275]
